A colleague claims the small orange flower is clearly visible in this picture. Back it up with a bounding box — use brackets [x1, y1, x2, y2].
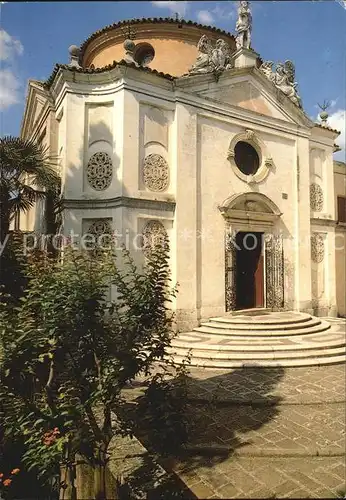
[0, 472, 3, 478]
[3, 478, 12, 486]
[11, 468, 20, 475]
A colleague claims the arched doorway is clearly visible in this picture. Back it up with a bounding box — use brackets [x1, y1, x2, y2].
[219, 193, 284, 312]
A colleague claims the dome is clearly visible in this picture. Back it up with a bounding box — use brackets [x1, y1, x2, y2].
[80, 18, 237, 77]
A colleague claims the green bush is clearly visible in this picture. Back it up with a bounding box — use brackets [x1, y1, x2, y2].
[0, 240, 188, 499]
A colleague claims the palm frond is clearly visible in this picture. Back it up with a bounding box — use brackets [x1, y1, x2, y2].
[0, 136, 61, 230]
[0, 136, 60, 190]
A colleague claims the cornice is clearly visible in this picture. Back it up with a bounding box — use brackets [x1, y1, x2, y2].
[172, 91, 311, 139]
[44, 60, 174, 92]
[310, 217, 337, 227]
[20, 82, 53, 139]
[31, 102, 54, 142]
[63, 196, 176, 212]
[335, 222, 346, 232]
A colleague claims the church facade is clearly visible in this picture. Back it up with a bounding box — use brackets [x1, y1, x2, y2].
[20, 7, 346, 331]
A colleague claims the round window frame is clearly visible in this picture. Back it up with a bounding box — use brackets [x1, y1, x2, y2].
[133, 43, 155, 67]
[227, 130, 273, 184]
[234, 141, 261, 176]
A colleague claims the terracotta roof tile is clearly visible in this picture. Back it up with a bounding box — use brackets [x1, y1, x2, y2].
[43, 59, 175, 89]
[79, 17, 236, 63]
[314, 122, 340, 134]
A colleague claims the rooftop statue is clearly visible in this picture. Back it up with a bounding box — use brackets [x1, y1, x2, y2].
[235, 0, 252, 50]
[260, 60, 302, 108]
[187, 35, 233, 76]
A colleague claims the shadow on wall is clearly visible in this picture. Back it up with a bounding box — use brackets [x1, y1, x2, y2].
[65, 116, 122, 202]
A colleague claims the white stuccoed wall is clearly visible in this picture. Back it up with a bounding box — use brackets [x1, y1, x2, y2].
[36, 66, 341, 330]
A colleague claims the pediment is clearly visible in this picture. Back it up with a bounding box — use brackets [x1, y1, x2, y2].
[21, 82, 51, 139]
[182, 68, 312, 127]
[219, 192, 283, 221]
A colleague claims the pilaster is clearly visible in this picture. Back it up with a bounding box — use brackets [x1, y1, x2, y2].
[174, 103, 198, 331]
[295, 136, 313, 312]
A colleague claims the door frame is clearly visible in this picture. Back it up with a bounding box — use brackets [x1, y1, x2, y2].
[220, 192, 283, 313]
[234, 230, 265, 310]
[224, 224, 284, 312]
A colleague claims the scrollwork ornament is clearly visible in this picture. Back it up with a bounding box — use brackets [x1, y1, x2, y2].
[87, 219, 113, 250]
[227, 147, 235, 161]
[86, 152, 113, 191]
[264, 157, 274, 168]
[311, 233, 324, 263]
[245, 129, 255, 141]
[142, 220, 168, 257]
[310, 183, 324, 212]
[143, 154, 169, 192]
[225, 230, 237, 311]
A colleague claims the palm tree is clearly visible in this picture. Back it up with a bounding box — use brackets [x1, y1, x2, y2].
[0, 136, 60, 243]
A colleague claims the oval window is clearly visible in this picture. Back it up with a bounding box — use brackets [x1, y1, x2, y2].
[134, 43, 155, 67]
[234, 141, 260, 175]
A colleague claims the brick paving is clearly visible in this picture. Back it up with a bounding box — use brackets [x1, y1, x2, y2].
[164, 363, 346, 499]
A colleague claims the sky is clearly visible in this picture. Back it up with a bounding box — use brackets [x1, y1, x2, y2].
[0, 0, 345, 160]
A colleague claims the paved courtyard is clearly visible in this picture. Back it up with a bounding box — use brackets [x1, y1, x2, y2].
[122, 352, 346, 498]
[164, 363, 346, 498]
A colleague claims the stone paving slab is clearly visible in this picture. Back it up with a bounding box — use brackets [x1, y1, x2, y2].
[124, 362, 346, 498]
[173, 363, 346, 498]
[171, 456, 346, 498]
[186, 402, 345, 456]
[185, 363, 346, 404]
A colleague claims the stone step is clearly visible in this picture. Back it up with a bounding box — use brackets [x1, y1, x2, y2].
[208, 311, 312, 325]
[171, 334, 345, 352]
[169, 345, 346, 360]
[199, 317, 321, 331]
[174, 329, 338, 345]
[171, 353, 346, 368]
[193, 321, 331, 337]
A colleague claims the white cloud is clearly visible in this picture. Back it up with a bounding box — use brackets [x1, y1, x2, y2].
[0, 30, 23, 111]
[328, 109, 345, 161]
[196, 10, 215, 24]
[336, 0, 346, 10]
[0, 68, 21, 110]
[211, 2, 237, 21]
[0, 29, 23, 61]
[151, 1, 189, 17]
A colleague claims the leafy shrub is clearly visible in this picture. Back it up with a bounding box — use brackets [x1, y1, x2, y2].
[0, 239, 189, 499]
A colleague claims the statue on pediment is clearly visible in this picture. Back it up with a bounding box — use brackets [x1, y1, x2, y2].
[189, 35, 213, 74]
[259, 59, 302, 108]
[187, 35, 233, 76]
[235, 1, 252, 50]
[259, 61, 275, 82]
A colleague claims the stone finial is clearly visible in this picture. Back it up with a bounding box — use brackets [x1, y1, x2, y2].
[317, 100, 331, 126]
[123, 39, 138, 66]
[68, 45, 81, 68]
[319, 110, 329, 126]
[235, 1, 252, 50]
